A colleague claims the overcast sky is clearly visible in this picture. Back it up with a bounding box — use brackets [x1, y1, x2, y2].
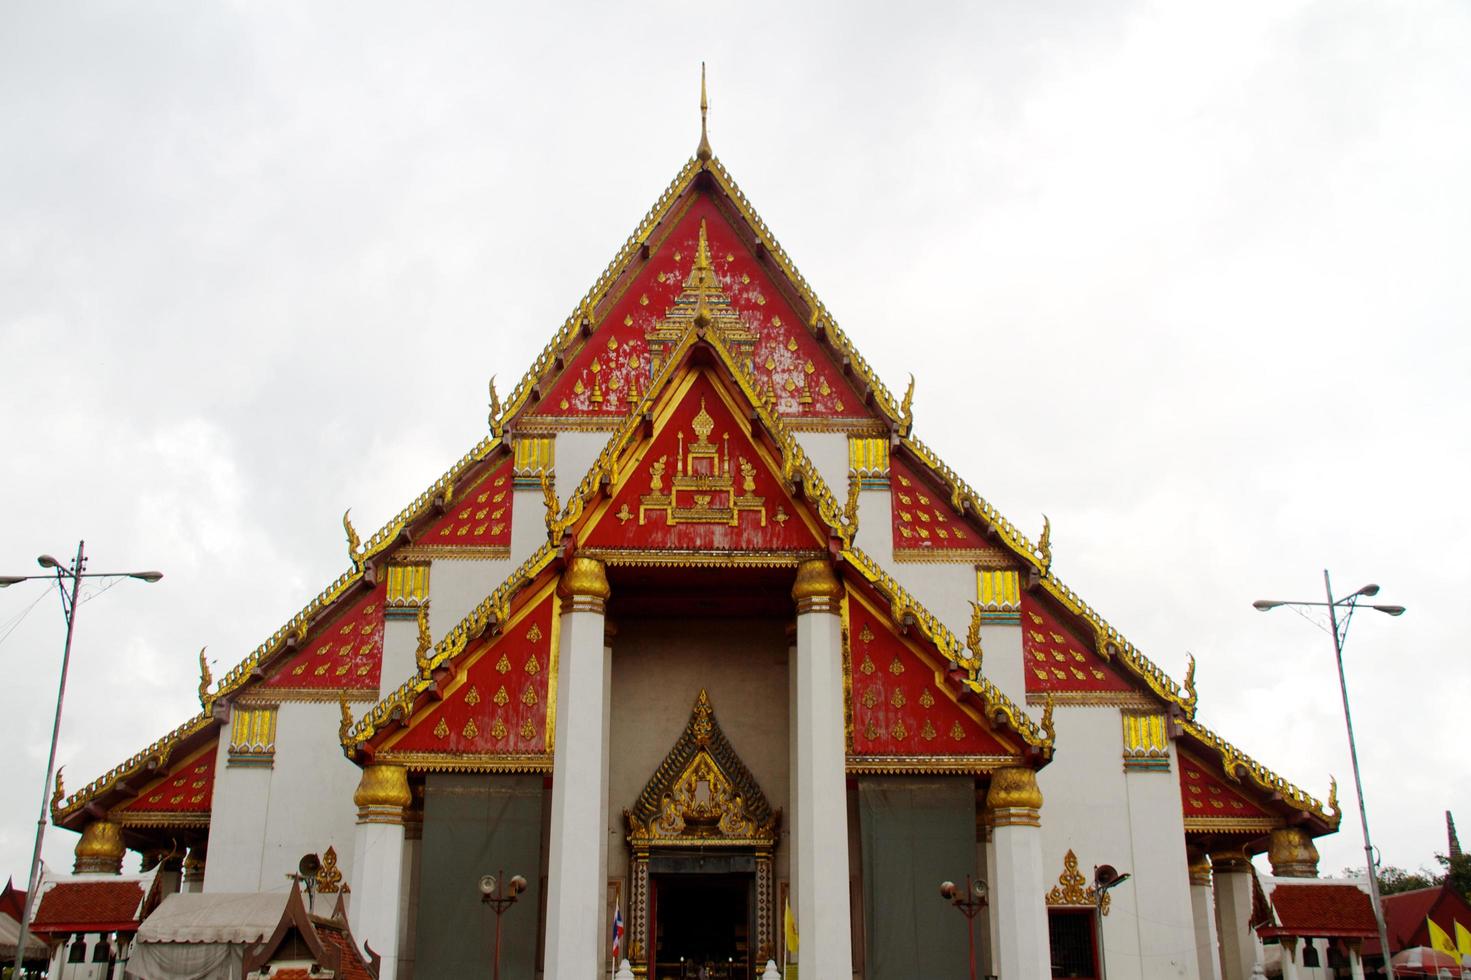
[2, 1, 1467, 885]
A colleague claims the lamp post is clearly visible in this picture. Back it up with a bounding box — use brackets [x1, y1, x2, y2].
[1, 541, 162, 979]
[939, 876, 988, 980]
[1253, 570, 1404, 980]
[1092, 865, 1130, 980]
[478, 871, 527, 980]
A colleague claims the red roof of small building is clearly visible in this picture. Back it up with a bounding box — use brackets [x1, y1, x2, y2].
[1259, 883, 1378, 939]
[1364, 884, 1471, 956]
[31, 880, 146, 934]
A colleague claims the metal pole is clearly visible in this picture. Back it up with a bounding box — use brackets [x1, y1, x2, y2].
[1096, 898, 1108, 980]
[966, 876, 977, 980]
[493, 906, 503, 980]
[1324, 569, 1396, 980]
[13, 541, 86, 980]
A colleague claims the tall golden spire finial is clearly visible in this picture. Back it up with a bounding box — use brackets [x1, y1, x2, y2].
[697, 62, 712, 163]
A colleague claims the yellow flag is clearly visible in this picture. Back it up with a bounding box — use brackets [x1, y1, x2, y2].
[1455, 920, 1471, 957]
[1428, 918, 1457, 957]
[784, 896, 799, 957]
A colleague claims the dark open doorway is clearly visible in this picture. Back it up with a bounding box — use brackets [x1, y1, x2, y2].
[650, 872, 753, 979]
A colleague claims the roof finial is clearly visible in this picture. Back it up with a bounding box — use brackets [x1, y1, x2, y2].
[697, 62, 713, 163]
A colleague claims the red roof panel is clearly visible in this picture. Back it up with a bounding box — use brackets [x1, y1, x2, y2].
[31, 881, 144, 933]
[1262, 884, 1377, 938]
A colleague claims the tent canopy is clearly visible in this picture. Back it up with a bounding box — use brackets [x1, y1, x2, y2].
[135, 893, 289, 945]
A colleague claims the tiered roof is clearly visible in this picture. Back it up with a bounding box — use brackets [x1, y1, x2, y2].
[56, 120, 1333, 842]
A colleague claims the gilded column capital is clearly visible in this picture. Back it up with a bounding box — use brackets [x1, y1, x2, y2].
[354, 763, 411, 825]
[1188, 851, 1213, 887]
[986, 766, 1043, 828]
[1209, 847, 1251, 873]
[73, 819, 125, 875]
[1268, 826, 1320, 878]
[791, 559, 841, 615]
[559, 556, 610, 613]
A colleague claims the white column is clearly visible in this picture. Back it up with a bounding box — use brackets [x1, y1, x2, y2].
[985, 767, 1050, 980]
[1347, 940, 1365, 980]
[348, 764, 410, 980]
[1212, 852, 1257, 980]
[544, 557, 612, 980]
[1280, 939, 1301, 980]
[1189, 853, 1224, 980]
[789, 560, 854, 977]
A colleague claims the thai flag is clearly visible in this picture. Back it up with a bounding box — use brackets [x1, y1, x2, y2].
[612, 902, 624, 962]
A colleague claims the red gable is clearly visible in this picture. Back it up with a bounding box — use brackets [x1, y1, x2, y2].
[264, 582, 385, 693]
[580, 371, 824, 553]
[1019, 594, 1132, 695]
[386, 587, 556, 758]
[1178, 751, 1270, 822]
[32, 880, 145, 934]
[847, 590, 1014, 759]
[413, 457, 513, 556]
[119, 742, 216, 820]
[889, 456, 989, 560]
[532, 195, 870, 427]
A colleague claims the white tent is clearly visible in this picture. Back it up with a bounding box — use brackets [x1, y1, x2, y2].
[127, 893, 289, 980]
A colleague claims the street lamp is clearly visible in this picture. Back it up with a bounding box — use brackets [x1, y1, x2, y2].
[478, 871, 526, 980]
[1093, 865, 1130, 980]
[1254, 570, 1403, 980]
[2, 541, 162, 979]
[939, 876, 988, 980]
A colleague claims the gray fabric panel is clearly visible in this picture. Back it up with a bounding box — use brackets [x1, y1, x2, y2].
[860, 777, 973, 980]
[415, 774, 544, 980]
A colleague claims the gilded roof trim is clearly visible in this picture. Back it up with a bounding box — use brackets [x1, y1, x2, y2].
[840, 545, 1051, 754]
[57, 435, 507, 819]
[1180, 717, 1339, 827]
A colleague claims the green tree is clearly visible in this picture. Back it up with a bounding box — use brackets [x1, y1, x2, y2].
[1436, 852, 1471, 901]
[1339, 865, 1438, 894]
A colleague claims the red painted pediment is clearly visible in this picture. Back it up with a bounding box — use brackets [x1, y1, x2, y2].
[846, 587, 1018, 760]
[263, 581, 385, 693]
[1019, 593, 1133, 696]
[890, 456, 997, 561]
[578, 370, 826, 553]
[117, 740, 216, 822]
[531, 195, 872, 428]
[411, 456, 514, 557]
[382, 584, 557, 759]
[1179, 751, 1272, 822]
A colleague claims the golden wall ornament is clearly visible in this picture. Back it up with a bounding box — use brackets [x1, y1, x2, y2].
[1121, 712, 1170, 772]
[229, 705, 278, 765]
[315, 845, 344, 894]
[636, 399, 768, 528]
[1046, 849, 1110, 915]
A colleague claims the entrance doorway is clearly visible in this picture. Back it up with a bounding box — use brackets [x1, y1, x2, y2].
[650, 873, 753, 980]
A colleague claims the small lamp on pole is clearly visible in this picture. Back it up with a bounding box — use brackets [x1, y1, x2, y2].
[479, 870, 527, 980]
[940, 876, 988, 980]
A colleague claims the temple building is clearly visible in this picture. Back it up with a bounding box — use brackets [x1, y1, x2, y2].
[48, 94, 1342, 980]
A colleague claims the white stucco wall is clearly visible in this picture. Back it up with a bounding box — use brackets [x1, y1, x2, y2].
[793, 431, 849, 500]
[203, 711, 270, 892]
[427, 558, 511, 638]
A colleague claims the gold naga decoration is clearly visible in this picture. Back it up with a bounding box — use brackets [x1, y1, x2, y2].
[414, 606, 433, 677]
[843, 473, 861, 535]
[1183, 653, 1198, 709]
[487, 374, 503, 438]
[626, 689, 779, 846]
[197, 648, 213, 709]
[50, 767, 65, 814]
[342, 509, 363, 568]
[966, 601, 985, 671]
[1046, 849, 1110, 915]
[899, 374, 915, 435]
[540, 473, 560, 541]
[337, 695, 354, 744]
[1037, 514, 1052, 574]
[1327, 776, 1338, 814]
[1040, 693, 1056, 743]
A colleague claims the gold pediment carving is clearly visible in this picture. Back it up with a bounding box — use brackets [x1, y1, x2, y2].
[626, 689, 779, 847]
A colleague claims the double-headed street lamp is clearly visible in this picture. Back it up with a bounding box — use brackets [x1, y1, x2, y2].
[1254, 570, 1403, 980]
[1, 541, 162, 979]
